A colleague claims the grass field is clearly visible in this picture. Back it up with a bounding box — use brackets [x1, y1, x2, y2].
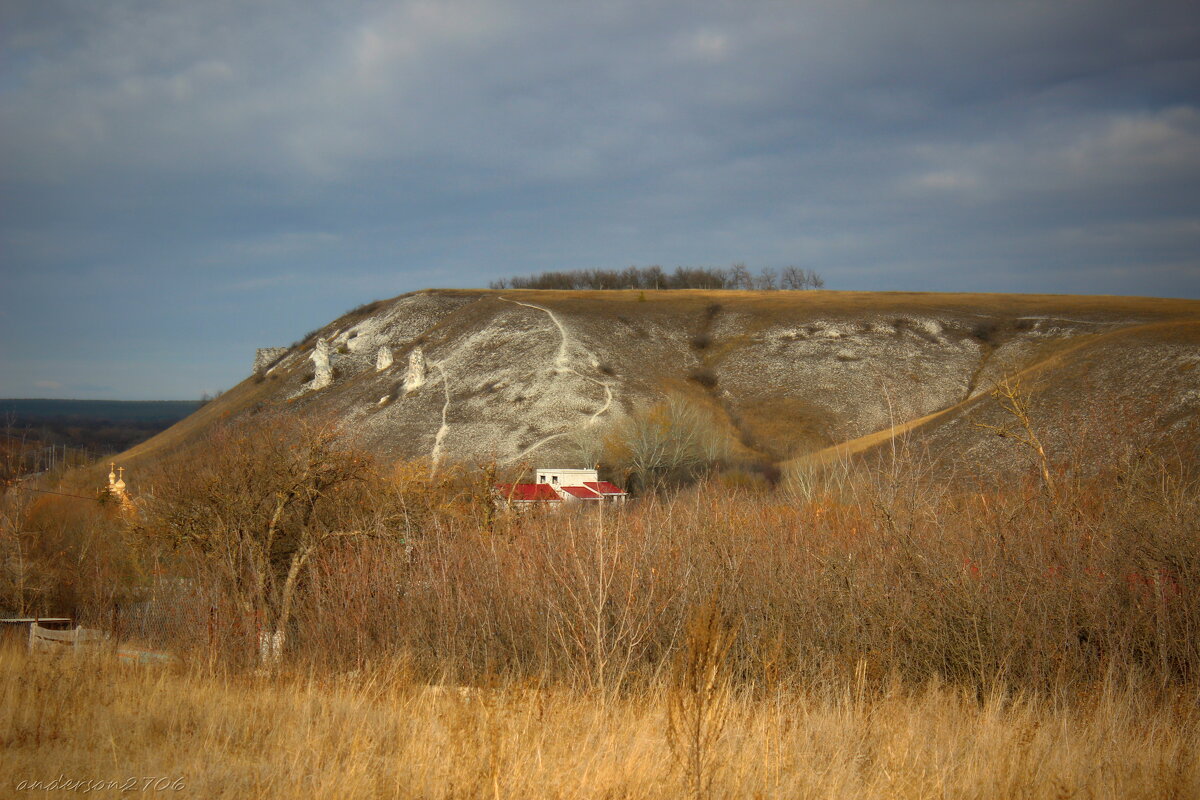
[3, 646, 1196, 800]
[483, 287, 1200, 318]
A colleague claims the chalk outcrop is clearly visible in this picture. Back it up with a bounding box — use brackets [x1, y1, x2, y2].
[310, 338, 333, 390]
[376, 347, 393, 371]
[404, 347, 426, 392]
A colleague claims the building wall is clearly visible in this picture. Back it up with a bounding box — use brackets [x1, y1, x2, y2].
[535, 468, 598, 487]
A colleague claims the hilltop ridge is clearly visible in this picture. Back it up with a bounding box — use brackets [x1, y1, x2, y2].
[119, 289, 1200, 482]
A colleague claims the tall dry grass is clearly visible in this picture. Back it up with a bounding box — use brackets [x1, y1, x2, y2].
[1, 644, 1196, 799]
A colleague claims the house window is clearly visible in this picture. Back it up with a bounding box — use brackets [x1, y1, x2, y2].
[551, 476, 559, 484]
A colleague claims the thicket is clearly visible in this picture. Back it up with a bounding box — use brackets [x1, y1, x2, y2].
[594, 395, 738, 494]
[489, 264, 824, 291]
[0, 490, 135, 617]
[6, 412, 1193, 702]
[297, 456, 1197, 696]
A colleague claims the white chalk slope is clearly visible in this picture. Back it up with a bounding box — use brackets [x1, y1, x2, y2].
[154, 289, 1200, 474]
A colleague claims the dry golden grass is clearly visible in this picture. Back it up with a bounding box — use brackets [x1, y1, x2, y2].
[2, 645, 1196, 799]
[490, 287, 1200, 319]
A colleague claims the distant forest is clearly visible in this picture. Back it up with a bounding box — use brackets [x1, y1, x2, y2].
[1, 400, 201, 478]
[489, 264, 825, 291]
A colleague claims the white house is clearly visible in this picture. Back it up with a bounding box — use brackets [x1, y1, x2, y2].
[495, 467, 628, 509]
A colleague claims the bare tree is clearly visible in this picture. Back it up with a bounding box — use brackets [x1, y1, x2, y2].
[487, 264, 819, 292]
[754, 267, 779, 291]
[973, 376, 1056, 498]
[729, 263, 754, 291]
[607, 396, 730, 491]
[142, 416, 383, 658]
[780, 266, 825, 290]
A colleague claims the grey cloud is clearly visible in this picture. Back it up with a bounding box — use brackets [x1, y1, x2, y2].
[1, 0, 1198, 398]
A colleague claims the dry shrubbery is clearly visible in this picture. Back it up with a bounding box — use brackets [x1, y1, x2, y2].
[3, 408, 1197, 699]
[0, 487, 140, 618]
[283, 459, 1198, 698]
[599, 394, 733, 493]
[3, 408, 1199, 796]
[53, 414, 1187, 702]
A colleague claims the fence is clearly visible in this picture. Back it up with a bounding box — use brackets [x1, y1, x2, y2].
[28, 620, 180, 665]
[72, 580, 267, 668]
[28, 623, 108, 654]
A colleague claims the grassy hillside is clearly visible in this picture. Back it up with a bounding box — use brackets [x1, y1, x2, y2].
[113, 289, 1200, 486]
[789, 318, 1200, 472]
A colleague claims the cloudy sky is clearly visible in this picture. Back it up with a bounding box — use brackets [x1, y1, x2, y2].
[2, 0, 1198, 399]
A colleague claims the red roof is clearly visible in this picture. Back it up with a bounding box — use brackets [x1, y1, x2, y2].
[583, 481, 627, 495]
[561, 485, 602, 500]
[495, 483, 560, 501]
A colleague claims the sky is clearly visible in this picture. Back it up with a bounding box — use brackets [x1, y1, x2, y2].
[2, 0, 1199, 400]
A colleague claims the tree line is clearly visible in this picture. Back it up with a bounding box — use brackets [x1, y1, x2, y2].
[489, 264, 825, 291]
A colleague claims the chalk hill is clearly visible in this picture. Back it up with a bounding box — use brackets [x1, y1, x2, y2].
[120, 289, 1200, 480]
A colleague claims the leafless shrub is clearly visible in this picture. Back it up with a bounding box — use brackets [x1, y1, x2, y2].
[974, 376, 1056, 497]
[972, 321, 1000, 342]
[666, 594, 737, 800]
[604, 395, 730, 491]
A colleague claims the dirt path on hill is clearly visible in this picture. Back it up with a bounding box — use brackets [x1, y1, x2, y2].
[498, 297, 614, 463]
